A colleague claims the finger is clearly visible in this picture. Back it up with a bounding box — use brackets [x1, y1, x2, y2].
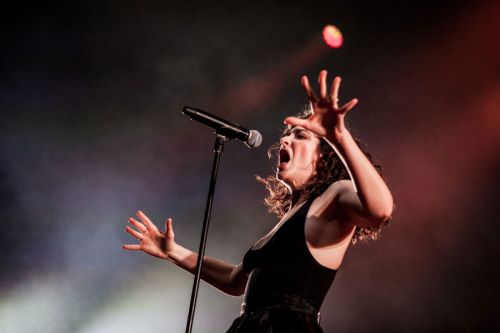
[137, 210, 154, 229]
[122, 244, 141, 250]
[165, 218, 174, 239]
[330, 76, 341, 108]
[301, 76, 317, 103]
[125, 226, 143, 240]
[128, 217, 147, 233]
[318, 70, 328, 100]
[341, 98, 358, 113]
[283, 117, 312, 131]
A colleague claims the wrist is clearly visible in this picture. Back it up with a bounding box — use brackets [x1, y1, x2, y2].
[166, 243, 192, 267]
[165, 243, 180, 263]
[326, 126, 352, 146]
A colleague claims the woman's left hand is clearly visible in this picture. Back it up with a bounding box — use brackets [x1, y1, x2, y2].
[284, 70, 358, 142]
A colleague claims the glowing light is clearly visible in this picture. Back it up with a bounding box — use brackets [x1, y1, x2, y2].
[322, 25, 343, 48]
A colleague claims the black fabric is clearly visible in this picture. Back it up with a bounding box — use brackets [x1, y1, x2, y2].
[230, 199, 337, 332]
[226, 294, 323, 333]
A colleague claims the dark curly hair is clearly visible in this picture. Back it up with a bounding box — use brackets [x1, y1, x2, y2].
[257, 106, 390, 244]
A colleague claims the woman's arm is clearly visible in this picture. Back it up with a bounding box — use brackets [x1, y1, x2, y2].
[168, 243, 248, 296]
[325, 133, 393, 227]
[123, 211, 248, 296]
[285, 71, 393, 227]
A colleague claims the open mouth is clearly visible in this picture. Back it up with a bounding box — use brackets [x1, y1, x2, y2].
[279, 149, 290, 167]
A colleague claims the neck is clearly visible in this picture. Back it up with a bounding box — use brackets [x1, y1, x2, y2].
[291, 190, 306, 207]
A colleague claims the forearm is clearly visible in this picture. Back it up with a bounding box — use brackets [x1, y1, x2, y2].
[167, 243, 246, 296]
[326, 129, 393, 221]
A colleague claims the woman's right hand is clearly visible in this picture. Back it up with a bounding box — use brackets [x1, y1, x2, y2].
[123, 210, 176, 260]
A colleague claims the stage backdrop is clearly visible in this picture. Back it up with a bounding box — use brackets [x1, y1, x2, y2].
[1, 1, 499, 332]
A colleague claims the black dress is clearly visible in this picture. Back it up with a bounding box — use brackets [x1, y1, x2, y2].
[226, 199, 337, 332]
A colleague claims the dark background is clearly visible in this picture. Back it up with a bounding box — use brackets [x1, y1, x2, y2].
[1, 1, 499, 332]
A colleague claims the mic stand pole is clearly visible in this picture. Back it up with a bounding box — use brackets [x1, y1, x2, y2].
[185, 132, 228, 333]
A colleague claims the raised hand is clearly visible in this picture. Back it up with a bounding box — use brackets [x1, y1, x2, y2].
[123, 211, 176, 260]
[284, 70, 358, 142]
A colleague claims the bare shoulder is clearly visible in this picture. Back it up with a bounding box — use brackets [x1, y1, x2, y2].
[305, 181, 357, 269]
[315, 179, 355, 205]
[310, 180, 355, 219]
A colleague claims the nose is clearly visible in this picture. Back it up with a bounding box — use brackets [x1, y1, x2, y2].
[280, 135, 291, 146]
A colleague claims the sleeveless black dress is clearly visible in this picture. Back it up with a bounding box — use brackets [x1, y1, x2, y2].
[226, 199, 337, 332]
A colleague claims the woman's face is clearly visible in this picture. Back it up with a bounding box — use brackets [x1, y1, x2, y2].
[277, 126, 321, 189]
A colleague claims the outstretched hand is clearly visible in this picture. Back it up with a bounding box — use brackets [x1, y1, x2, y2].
[284, 70, 358, 142]
[123, 211, 176, 260]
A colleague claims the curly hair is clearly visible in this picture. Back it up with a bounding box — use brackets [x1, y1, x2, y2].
[256, 107, 390, 244]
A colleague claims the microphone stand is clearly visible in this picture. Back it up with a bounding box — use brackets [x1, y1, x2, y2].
[185, 132, 228, 333]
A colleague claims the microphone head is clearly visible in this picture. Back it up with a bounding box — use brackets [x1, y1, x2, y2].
[246, 130, 263, 148]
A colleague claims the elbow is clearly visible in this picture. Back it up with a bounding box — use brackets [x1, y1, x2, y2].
[354, 190, 394, 228]
[372, 206, 393, 226]
[233, 289, 246, 297]
[225, 267, 248, 297]
[366, 201, 393, 227]
[225, 284, 246, 297]
[375, 194, 394, 224]
[363, 212, 391, 228]
[232, 279, 247, 296]
[374, 211, 392, 226]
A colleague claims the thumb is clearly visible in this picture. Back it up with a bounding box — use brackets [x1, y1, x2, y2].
[341, 98, 358, 114]
[165, 218, 175, 239]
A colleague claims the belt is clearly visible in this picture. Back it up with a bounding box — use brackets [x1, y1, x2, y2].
[240, 294, 321, 324]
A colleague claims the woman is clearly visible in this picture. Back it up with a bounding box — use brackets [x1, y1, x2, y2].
[123, 70, 393, 332]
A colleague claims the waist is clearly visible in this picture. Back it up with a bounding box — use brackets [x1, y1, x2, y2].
[243, 266, 335, 311]
[241, 293, 320, 318]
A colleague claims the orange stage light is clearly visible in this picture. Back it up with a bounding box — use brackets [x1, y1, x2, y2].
[322, 25, 343, 48]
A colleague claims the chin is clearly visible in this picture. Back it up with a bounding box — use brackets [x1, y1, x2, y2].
[276, 170, 289, 182]
[276, 172, 296, 191]
[276, 169, 288, 181]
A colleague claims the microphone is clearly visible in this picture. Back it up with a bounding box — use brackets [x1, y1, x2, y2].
[182, 106, 262, 148]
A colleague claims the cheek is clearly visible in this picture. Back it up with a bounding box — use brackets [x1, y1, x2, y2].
[309, 145, 321, 162]
[302, 151, 320, 169]
[293, 141, 320, 166]
[310, 149, 322, 170]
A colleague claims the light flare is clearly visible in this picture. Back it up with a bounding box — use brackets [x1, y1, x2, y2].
[322, 25, 343, 48]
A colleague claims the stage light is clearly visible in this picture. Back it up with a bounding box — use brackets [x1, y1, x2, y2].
[322, 25, 343, 48]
